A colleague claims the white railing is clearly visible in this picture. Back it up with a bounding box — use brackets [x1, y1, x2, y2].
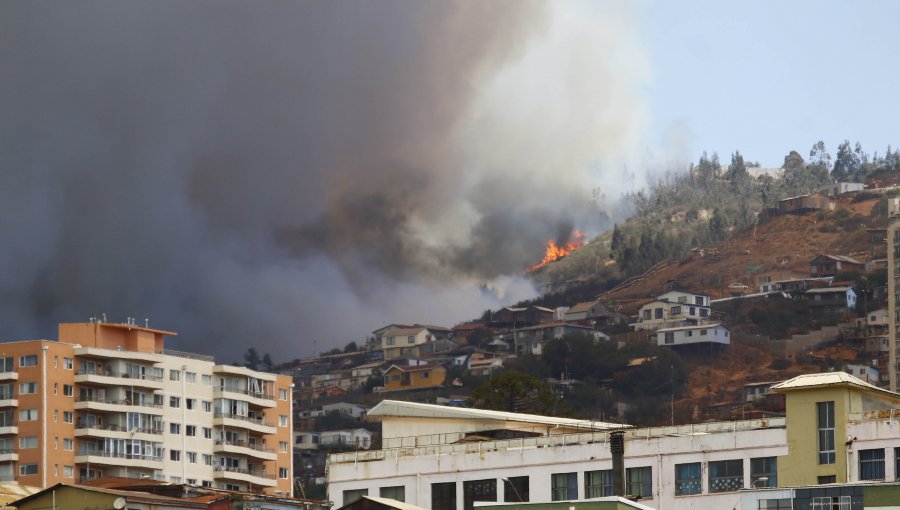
[330, 417, 784, 464]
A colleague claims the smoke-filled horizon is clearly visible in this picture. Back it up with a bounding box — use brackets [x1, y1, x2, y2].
[0, 1, 650, 361]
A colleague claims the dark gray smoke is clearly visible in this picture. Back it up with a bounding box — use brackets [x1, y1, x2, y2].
[0, 1, 645, 360]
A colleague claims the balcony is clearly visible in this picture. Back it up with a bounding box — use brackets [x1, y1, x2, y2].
[0, 399, 17, 408]
[75, 397, 164, 415]
[213, 412, 276, 435]
[75, 347, 163, 364]
[0, 372, 17, 382]
[213, 466, 277, 487]
[213, 440, 277, 461]
[213, 387, 276, 409]
[0, 449, 17, 462]
[75, 422, 163, 441]
[75, 370, 164, 390]
[75, 450, 163, 470]
[0, 426, 17, 436]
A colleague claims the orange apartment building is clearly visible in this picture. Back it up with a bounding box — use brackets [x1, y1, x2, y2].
[0, 321, 293, 495]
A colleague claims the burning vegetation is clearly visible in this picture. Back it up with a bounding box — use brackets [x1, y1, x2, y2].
[527, 230, 586, 272]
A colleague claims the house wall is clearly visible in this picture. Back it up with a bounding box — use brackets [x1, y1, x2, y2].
[383, 367, 446, 392]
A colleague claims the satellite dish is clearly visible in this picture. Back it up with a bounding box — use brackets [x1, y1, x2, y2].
[113, 497, 126, 509]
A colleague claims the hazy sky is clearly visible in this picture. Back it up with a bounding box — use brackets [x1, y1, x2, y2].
[643, 0, 900, 168]
[1, 1, 896, 361]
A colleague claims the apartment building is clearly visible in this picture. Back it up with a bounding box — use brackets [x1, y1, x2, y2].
[0, 321, 293, 495]
[327, 372, 900, 510]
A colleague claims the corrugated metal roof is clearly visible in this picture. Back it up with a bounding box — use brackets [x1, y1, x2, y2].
[806, 286, 853, 294]
[0, 483, 40, 506]
[772, 371, 899, 398]
[368, 400, 626, 430]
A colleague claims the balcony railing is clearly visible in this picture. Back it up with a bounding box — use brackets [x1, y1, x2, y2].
[76, 370, 163, 381]
[214, 412, 274, 428]
[77, 449, 163, 462]
[214, 465, 275, 480]
[75, 422, 163, 435]
[162, 349, 215, 362]
[216, 387, 275, 400]
[214, 439, 275, 453]
[76, 397, 163, 409]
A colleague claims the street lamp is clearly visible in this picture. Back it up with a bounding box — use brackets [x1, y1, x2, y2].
[751, 477, 769, 488]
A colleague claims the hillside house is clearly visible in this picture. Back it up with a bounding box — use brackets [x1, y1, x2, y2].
[493, 306, 555, 328]
[296, 431, 321, 450]
[819, 182, 865, 196]
[754, 270, 805, 293]
[633, 291, 711, 331]
[743, 380, 781, 402]
[382, 326, 449, 360]
[321, 428, 373, 449]
[809, 254, 865, 277]
[382, 364, 447, 392]
[323, 402, 370, 419]
[564, 300, 626, 327]
[805, 286, 857, 310]
[467, 357, 503, 376]
[845, 364, 879, 384]
[513, 322, 610, 355]
[655, 323, 730, 347]
[777, 193, 835, 215]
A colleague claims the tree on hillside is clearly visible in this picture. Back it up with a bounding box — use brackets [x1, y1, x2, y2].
[833, 140, 861, 182]
[809, 141, 832, 171]
[725, 151, 751, 194]
[468, 370, 559, 415]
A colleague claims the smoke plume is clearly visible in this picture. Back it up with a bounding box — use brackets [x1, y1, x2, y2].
[0, 1, 648, 360]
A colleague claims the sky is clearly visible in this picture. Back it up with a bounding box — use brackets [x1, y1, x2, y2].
[1, 1, 897, 362]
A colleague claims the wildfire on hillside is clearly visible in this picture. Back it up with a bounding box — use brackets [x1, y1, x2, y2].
[527, 230, 586, 272]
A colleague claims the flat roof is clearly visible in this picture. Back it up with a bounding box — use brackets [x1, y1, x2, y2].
[368, 400, 626, 430]
[656, 323, 723, 333]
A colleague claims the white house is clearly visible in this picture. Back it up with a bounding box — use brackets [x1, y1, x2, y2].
[805, 286, 857, 309]
[845, 364, 879, 384]
[320, 428, 373, 450]
[322, 402, 370, 419]
[655, 323, 730, 347]
[295, 432, 320, 450]
[633, 291, 711, 331]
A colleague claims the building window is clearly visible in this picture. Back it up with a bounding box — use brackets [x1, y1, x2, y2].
[63, 438, 73, 451]
[63, 466, 74, 478]
[817, 475, 837, 484]
[279, 467, 289, 479]
[407, 335, 415, 344]
[626, 467, 652, 498]
[18, 409, 38, 421]
[202, 401, 212, 412]
[432, 482, 456, 510]
[279, 388, 288, 400]
[700, 329, 708, 336]
[818, 401, 836, 464]
[170, 369, 181, 381]
[675, 462, 701, 495]
[203, 427, 212, 439]
[709, 460, 743, 492]
[279, 441, 288, 453]
[463, 479, 496, 510]
[186, 425, 196, 437]
[686, 330, 693, 337]
[689, 306, 696, 315]
[751, 457, 777, 487]
[53, 356, 58, 368]
[551, 472, 577, 501]
[63, 357, 73, 369]
[18, 382, 36, 394]
[18, 464, 38, 476]
[812, 496, 850, 509]
[654, 308, 663, 319]
[170, 423, 180, 434]
[700, 308, 709, 317]
[860, 448, 885, 480]
[202, 454, 213, 466]
[279, 415, 288, 427]
[344, 489, 368, 505]
[170, 396, 181, 408]
[0, 358, 12, 372]
[584, 470, 611, 498]
[63, 411, 73, 423]
[664, 332, 675, 344]
[671, 306, 681, 315]
[185, 372, 196, 384]
[187, 452, 197, 463]
[642, 310, 651, 320]
[63, 384, 73, 397]
[18, 436, 37, 448]
[170, 450, 181, 461]
[186, 399, 196, 410]
[19, 355, 37, 367]
[504, 476, 529, 502]
[380, 486, 405, 501]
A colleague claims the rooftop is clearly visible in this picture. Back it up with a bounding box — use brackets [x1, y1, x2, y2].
[772, 371, 899, 399]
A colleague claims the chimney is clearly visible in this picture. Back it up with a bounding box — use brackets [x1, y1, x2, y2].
[610, 430, 625, 497]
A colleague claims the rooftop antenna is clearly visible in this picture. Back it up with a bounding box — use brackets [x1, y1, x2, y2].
[101, 313, 106, 323]
[145, 318, 149, 328]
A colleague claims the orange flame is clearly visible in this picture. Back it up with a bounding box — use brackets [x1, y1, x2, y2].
[527, 230, 585, 272]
